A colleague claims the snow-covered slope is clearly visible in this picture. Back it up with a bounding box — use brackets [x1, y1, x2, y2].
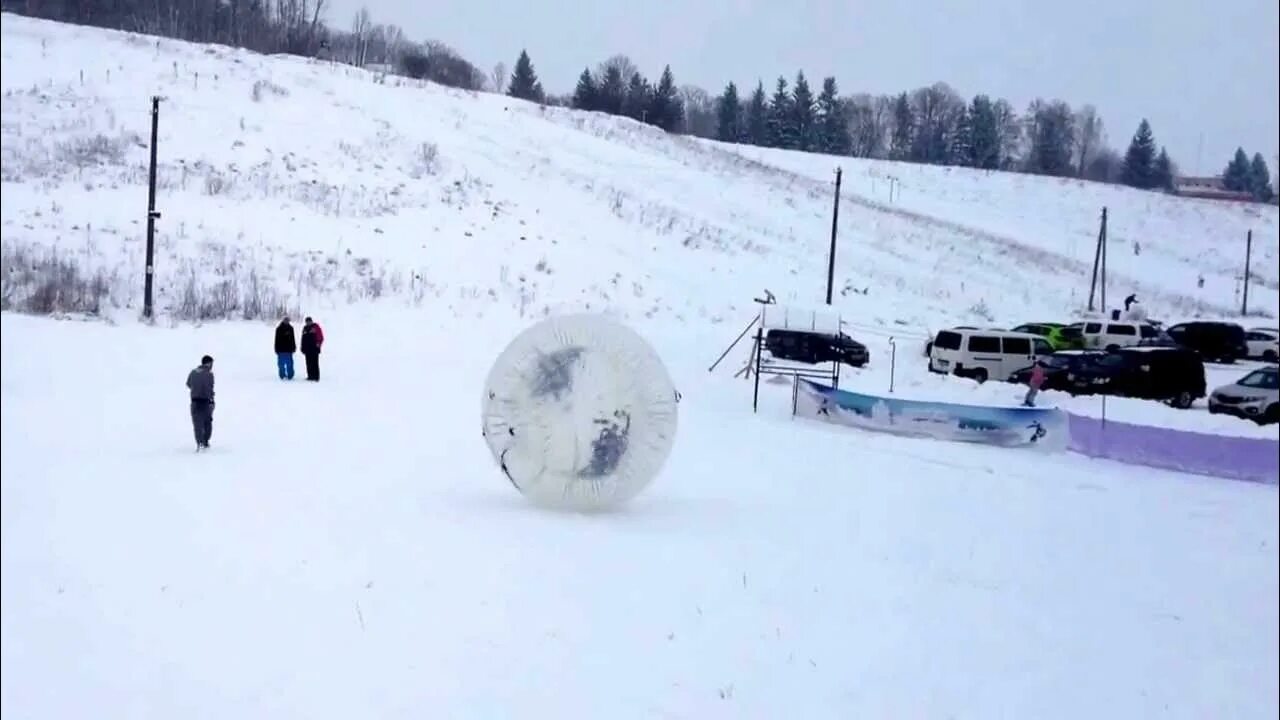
[2, 12, 1276, 332]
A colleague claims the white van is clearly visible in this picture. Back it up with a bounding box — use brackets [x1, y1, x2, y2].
[1077, 320, 1161, 350]
[929, 328, 1053, 383]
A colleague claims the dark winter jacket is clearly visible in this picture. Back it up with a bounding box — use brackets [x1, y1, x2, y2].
[186, 366, 215, 402]
[301, 323, 322, 355]
[275, 322, 297, 353]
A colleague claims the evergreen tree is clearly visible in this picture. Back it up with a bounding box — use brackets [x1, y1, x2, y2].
[950, 106, 973, 166]
[622, 72, 650, 121]
[571, 68, 597, 111]
[648, 65, 683, 132]
[814, 76, 849, 155]
[1153, 146, 1174, 191]
[507, 49, 544, 102]
[745, 81, 769, 146]
[889, 92, 913, 161]
[716, 82, 744, 142]
[1121, 119, 1158, 189]
[791, 71, 816, 151]
[1249, 152, 1275, 201]
[766, 77, 794, 148]
[596, 65, 626, 115]
[1222, 148, 1251, 191]
[968, 95, 1000, 169]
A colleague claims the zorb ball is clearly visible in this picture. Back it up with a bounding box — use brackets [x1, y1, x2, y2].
[481, 313, 679, 512]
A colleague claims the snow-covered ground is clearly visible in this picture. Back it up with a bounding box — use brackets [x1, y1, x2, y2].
[2, 13, 1279, 718]
[3, 309, 1277, 718]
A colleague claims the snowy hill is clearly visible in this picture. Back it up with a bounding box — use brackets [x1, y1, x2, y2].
[2, 14, 1278, 719]
[1, 12, 1276, 329]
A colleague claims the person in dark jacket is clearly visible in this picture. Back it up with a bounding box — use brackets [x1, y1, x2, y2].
[186, 355, 215, 451]
[274, 317, 297, 380]
[300, 316, 324, 382]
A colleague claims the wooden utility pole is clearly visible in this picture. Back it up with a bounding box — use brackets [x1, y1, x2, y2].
[143, 96, 162, 319]
[1242, 229, 1252, 316]
[1087, 207, 1107, 312]
[825, 167, 842, 305]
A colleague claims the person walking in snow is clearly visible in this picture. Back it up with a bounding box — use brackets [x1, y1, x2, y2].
[274, 316, 297, 380]
[300, 316, 324, 382]
[186, 355, 216, 450]
[1023, 361, 1046, 407]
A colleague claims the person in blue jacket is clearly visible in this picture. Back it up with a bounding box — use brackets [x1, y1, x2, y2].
[274, 317, 297, 380]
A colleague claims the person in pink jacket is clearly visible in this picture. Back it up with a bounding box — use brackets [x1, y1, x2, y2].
[1023, 361, 1047, 407]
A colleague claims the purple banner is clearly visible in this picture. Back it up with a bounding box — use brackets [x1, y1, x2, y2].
[1066, 413, 1280, 485]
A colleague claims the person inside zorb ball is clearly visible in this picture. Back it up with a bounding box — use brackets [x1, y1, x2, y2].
[481, 313, 679, 511]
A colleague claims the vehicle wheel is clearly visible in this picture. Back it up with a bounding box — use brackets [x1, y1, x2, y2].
[1262, 405, 1280, 425]
[971, 368, 989, 383]
[1171, 391, 1194, 409]
[1105, 344, 1120, 352]
[1264, 350, 1278, 363]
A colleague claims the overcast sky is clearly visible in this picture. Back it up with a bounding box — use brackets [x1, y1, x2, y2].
[330, 0, 1278, 175]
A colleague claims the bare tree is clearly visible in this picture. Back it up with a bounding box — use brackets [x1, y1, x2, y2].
[597, 54, 639, 84]
[678, 85, 715, 138]
[350, 7, 372, 66]
[992, 99, 1023, 170]
[490, 62, 507, 94]
[845, 93, 890, 158]
[908, 82, 964, 164]
[1074, 104, 1104, 177]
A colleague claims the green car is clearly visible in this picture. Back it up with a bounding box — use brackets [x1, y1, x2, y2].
[1010, 322, 1084, 351]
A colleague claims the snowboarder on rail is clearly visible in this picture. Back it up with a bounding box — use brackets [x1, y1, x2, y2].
[274, 316, 297, 380]
[1022, 361, 1046, 407]
[301, 316, 324, 382]
[186, 355, 216, 450]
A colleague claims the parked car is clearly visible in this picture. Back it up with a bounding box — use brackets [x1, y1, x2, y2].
[1008, 350, 1107, 392]
[1078, 319, 1163, 350]
[1243, 329, 1279, 362]
[1208, 366, 1279, 424]
[1063, 346, 1207, 408]
[764, 328, 869, 367]
[929, 328, 1054, 383]
[1009, 322, 1085, 351]
[1164, 321, 1249, 363]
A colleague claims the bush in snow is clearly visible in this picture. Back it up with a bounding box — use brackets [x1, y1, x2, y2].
[410, 142, 439, 177]
[968, 298, 994, 322]
[57, 133, 134, 168]
[0, 241, 113, 316]
[172, 264, 297, 322]
[251, 79, 289, 102]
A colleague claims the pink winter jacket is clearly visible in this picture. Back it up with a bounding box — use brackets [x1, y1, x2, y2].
[1029, 365, 1047, 389]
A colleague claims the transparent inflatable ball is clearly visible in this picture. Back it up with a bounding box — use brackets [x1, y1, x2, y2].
[481, 313, 678, 511]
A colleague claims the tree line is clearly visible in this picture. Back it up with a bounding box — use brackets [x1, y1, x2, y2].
[10, 0, 1273, 200]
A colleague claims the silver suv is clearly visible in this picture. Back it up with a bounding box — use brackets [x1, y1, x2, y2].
[1208, 366, 1280, 425]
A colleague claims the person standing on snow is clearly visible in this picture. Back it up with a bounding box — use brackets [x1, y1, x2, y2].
[274, 316, 297, 380]
[186, 355, 216, 450]
[1023, 361, 1046, 407]
[300, 316, 325, 382]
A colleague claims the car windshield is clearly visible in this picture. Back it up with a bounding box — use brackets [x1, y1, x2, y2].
[1238, 370, 1280, 390]
[1041, 355, 1072, 368]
